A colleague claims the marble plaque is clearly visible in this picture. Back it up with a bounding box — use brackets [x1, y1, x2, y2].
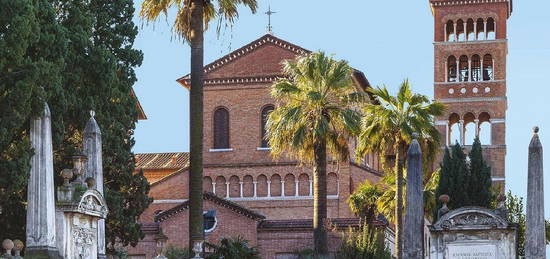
[447, 244, 497, 259]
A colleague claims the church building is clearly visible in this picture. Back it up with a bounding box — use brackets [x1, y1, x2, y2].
[127, 34, 390, 259]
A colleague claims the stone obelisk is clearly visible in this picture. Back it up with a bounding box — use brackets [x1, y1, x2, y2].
[83, 111, 107, 259]
[26, 103, 60, 259]
[403, 133, 424, 259]
[525, 127, 546, 259]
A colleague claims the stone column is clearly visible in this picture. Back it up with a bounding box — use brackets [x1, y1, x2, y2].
[83, 111, 106, 259]
[252, 181, 257, 198]
[26, 103, 60, 259]
[239, 182, 244, 198]
[403, 133, 424, 259]
[295, 180, 299, 197]
[525, 127, 546, 259]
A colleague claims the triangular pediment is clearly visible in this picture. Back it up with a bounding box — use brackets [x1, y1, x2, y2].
[177, 34, 310, 88]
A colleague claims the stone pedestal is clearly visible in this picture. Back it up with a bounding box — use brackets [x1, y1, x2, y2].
[428, 207, 517, 259]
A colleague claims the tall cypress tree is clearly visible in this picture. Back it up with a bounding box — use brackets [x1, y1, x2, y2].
[0, 0, 66, 239]
[467, 137, 492, 207]
[1, 0, 151, 250]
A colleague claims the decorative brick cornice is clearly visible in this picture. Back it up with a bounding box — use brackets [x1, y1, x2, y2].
[438, 96, 506, 103]
[154, 192, 265, 222]
[430, 0, 512, 17]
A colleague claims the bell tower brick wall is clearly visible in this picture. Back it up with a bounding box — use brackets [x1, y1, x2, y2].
[430, 0, 512, 188]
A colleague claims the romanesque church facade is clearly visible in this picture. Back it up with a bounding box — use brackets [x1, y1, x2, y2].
[127, 34, 388, 259]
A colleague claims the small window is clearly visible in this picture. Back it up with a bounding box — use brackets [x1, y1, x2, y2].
[213, 107, 230, 149]
[204, 210, 217, 233]
[260, 105, 275, 147]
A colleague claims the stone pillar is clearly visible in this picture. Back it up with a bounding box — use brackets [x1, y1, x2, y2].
[239, 182, 244, 198]
[26, 104, 60, 259]
[83, 111, 106, 259]
[295, 180, 299, 197]
[403, 134, 423, 259]
[459, 120, 465, 145]
[281, 181, 285, 197]
[252, 181, 257, 197]
[267, 181, 271, 197]
[525, 127, 546, 259]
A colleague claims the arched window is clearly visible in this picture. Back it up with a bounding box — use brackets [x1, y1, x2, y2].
[479, 112, 492, 145]
[229, 175, 240, 197]
[298, 174, 310, 196]
[270, 174, 282, 197]
[327, 173, 338, 196]
[476, 18, 485, 40]
[260, 105, 275, 148]
[466, 19, 475, 41]
[213, 107, 230, 149]
[257, 174, 268, 197]
[284, 174, 296, 196]
[456, 19, 465, 41]
[447, 56, 457, 82]
[483, 54, 494, 81]
[215, 176, 227, 197]
[487, 18, 496, 40]
[459, 55, 469, 82]
[446, 20, 455, 41]
[243, 175, 254, 197]
[463, 113, 476, 145]
[471, 55, 481, 81]
[203, 176, 213, 192]
[449, 113, 461, 145]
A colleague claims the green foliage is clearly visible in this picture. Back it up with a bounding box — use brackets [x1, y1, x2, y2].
[434, 138, 493, 221]
[0, 0, 151, 248]
[505, 191, 525, 257]
[348, 169, 440, 224]
[206, 237, 261, 259]
[266, 51, 362, 164]
[467, 137, 493, 206]
[140, 0, 257, 41]
[0, 0, 66, 240]
[336, 223, 392, 259]
[293, 249, 314, 259]
[546, 220, 550, 244]
[356, 80, 446, 173]
[165, 245, 191, 259]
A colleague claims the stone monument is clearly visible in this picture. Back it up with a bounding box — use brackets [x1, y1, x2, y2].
[525, 127, 546, 259]
[404, 133, 424, 259]
[83, 111, 107, 259]
[26, 104, 61, 259]
[428, 206, 517, 259]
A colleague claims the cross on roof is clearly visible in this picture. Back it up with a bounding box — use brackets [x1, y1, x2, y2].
[265, 5, 276, 35]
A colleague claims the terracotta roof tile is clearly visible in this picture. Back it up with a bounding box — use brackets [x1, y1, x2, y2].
[135, 152, 189, 170]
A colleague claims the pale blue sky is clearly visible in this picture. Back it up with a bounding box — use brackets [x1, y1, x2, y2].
[132, 0, 550, 232]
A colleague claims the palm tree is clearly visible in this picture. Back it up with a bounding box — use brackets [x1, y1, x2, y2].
[139, 0, 257, 251]
[355, 80, 445, 259]
[348, 169, 441, 224]
[266, 52, 364, 257]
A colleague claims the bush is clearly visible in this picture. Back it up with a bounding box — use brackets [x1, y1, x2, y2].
[336, 223, 392, 259]
[206, 237, 261, 259]
[166, 245, 191, 259]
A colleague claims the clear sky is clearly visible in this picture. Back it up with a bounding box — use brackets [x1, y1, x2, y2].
[131, 0, 550, 237]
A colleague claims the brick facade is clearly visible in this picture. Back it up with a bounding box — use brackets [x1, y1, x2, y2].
[430, 0, 512, 187]
[127, 34, 384, 259]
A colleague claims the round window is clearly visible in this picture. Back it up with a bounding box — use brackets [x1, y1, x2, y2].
[203, 210, 217, 233]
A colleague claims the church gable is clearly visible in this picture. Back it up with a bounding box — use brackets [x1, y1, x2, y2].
[177, 34, 309, 88]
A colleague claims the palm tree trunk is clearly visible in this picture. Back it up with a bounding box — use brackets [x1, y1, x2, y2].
[188, 0, 204, 252]
[395, 143, 405, 259]
[313, 138, 328, 257]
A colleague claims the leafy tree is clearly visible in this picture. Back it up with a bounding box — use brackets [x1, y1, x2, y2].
[336, 222, 392, 259]
[505, 191, 526, 257]
[266, 52, 363, 257]
[1, 0, 151, 249]
[467, 137, 492, 207]
[0, 0, 66, 240]
[139, 0, 257, 249]
[206, 237, 261, 259]
[355, 80, 445, 259]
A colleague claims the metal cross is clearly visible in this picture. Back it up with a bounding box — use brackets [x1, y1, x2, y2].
[265, 5, 276, 34]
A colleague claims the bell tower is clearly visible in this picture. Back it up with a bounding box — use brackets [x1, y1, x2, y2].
[430, 0, 512, 188]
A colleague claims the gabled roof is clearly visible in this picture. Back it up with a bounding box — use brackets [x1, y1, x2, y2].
[175, 34, 373, 96]
[154, 192, 265, 222]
